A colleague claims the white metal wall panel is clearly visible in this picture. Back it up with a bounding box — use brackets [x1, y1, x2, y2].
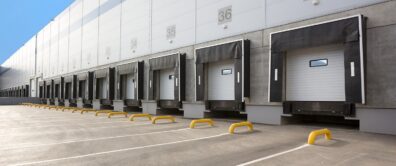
[69, 2, 83, 72]
[159, 68, 174, 100]
[126, 74, 135, 99]
[42, 24, 51, 78]
[120, 0, 151, 60]
[207, 59, 235, 100]
[286, 44, 346, 101]
[151, 0, 195, 53]
[36, 30, 44, 76]
[50, 19, 60, 77]
[196, 0, 266, 43]
[98, 0, 122, 65]
[82, 0, 99, 69]
[26, 37, 36, 77]
[58, 10, 70, 74]
[266, 0, 386, 27]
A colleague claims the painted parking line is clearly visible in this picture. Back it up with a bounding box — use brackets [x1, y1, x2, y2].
[0, 117, 109, 124]
[0, 116, 86, 121]
[2, 127, 190, 151]
[0, 122, 153, 138]
[12, 132, 229, 166]
[0, 120, 133, 130]
[236, 144, 310, 166]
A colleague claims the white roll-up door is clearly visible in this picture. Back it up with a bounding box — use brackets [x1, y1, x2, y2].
[98, 78, 107, 99]
[30, 79, 36, 97]
[286, 44, 345, 101]
[160, 69, 175, 100]
[208, 59, 235, 100]
[126, 74, 135, 99]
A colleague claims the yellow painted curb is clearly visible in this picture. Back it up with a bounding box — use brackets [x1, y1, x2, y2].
[308, 128, 332, 145]
[129, 114, 152, 121]
[107, 112, 128, 118]
[229, 121, 253, 134]
[152, 116, 176, 124]
[95, 110, 113, 116]
[189, 119, 214, 129]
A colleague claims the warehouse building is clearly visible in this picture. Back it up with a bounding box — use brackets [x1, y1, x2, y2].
[0, 0, 395, 135]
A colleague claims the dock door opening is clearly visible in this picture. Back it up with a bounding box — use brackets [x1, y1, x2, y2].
[120, 74, 135, 100]
[159, 68, 175, 100]
[78, 80, 86, 98]
[269, 15, 366, 116]
[195, 40, 250, 111]
[148, 53, 185, 109]
[116, 61, 144, 107]
[94, 68, 115, 105]
[65, 82, 72, 99]
[96, 78, 107, 99]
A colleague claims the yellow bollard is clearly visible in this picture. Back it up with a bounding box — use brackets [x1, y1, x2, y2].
[229, 121, 254, 134]
[62, 107, 75, 112]
[307, 128, 332, 145]
[129, 114, 152, 121]
[107, 112, 128, 118]
[80, 109, 97, 114]
[95, 110, 113, 116]
[71, 108, 83, 113]
[152, 116, 176, 124]
[189, 119, 214, 129]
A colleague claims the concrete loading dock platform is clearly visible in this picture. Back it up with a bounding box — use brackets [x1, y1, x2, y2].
[0, 105, 395, 166]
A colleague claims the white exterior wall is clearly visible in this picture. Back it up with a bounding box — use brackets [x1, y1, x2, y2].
[81, 0, 99, 69]
[196, 0, 266, 43]
[50, 19, 59, 77]
[0, 0, 388, 90]
[26, 37, 36, 78]
[42, 24, 51, 79]
[36, 30, 44, 77]
[69, 1, 83, 72]
[58, 9, 70, 75]
[151, 0, 196, 53]
[98, 0, 122, 65]
[266, 0, 385, 27]
[120, 0, 151, 59]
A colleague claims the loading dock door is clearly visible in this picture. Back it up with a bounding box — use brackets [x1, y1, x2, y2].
[126, 74, 135, 99]
[65, 82, 72, 99]
[159, 68, 175, 100]
[286, 44, 345, 101]
[97, 78, 107, 99]
[79, 80, 86, 98]
[208, 59, 235, 100]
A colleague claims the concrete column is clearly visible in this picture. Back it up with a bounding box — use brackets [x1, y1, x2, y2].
[142, 100, 158, 115]
[183, 102, 207, 119]
[77, 98, 84, 108]
[113, 100, 125, 112]
[92, 99, 101, 110]
[246, 105, 284, 125]
[357, 108, 396, 135]
[65, 100, 70, 107]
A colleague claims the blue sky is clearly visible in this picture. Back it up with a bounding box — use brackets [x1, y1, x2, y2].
[0, 0, 74, 64]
